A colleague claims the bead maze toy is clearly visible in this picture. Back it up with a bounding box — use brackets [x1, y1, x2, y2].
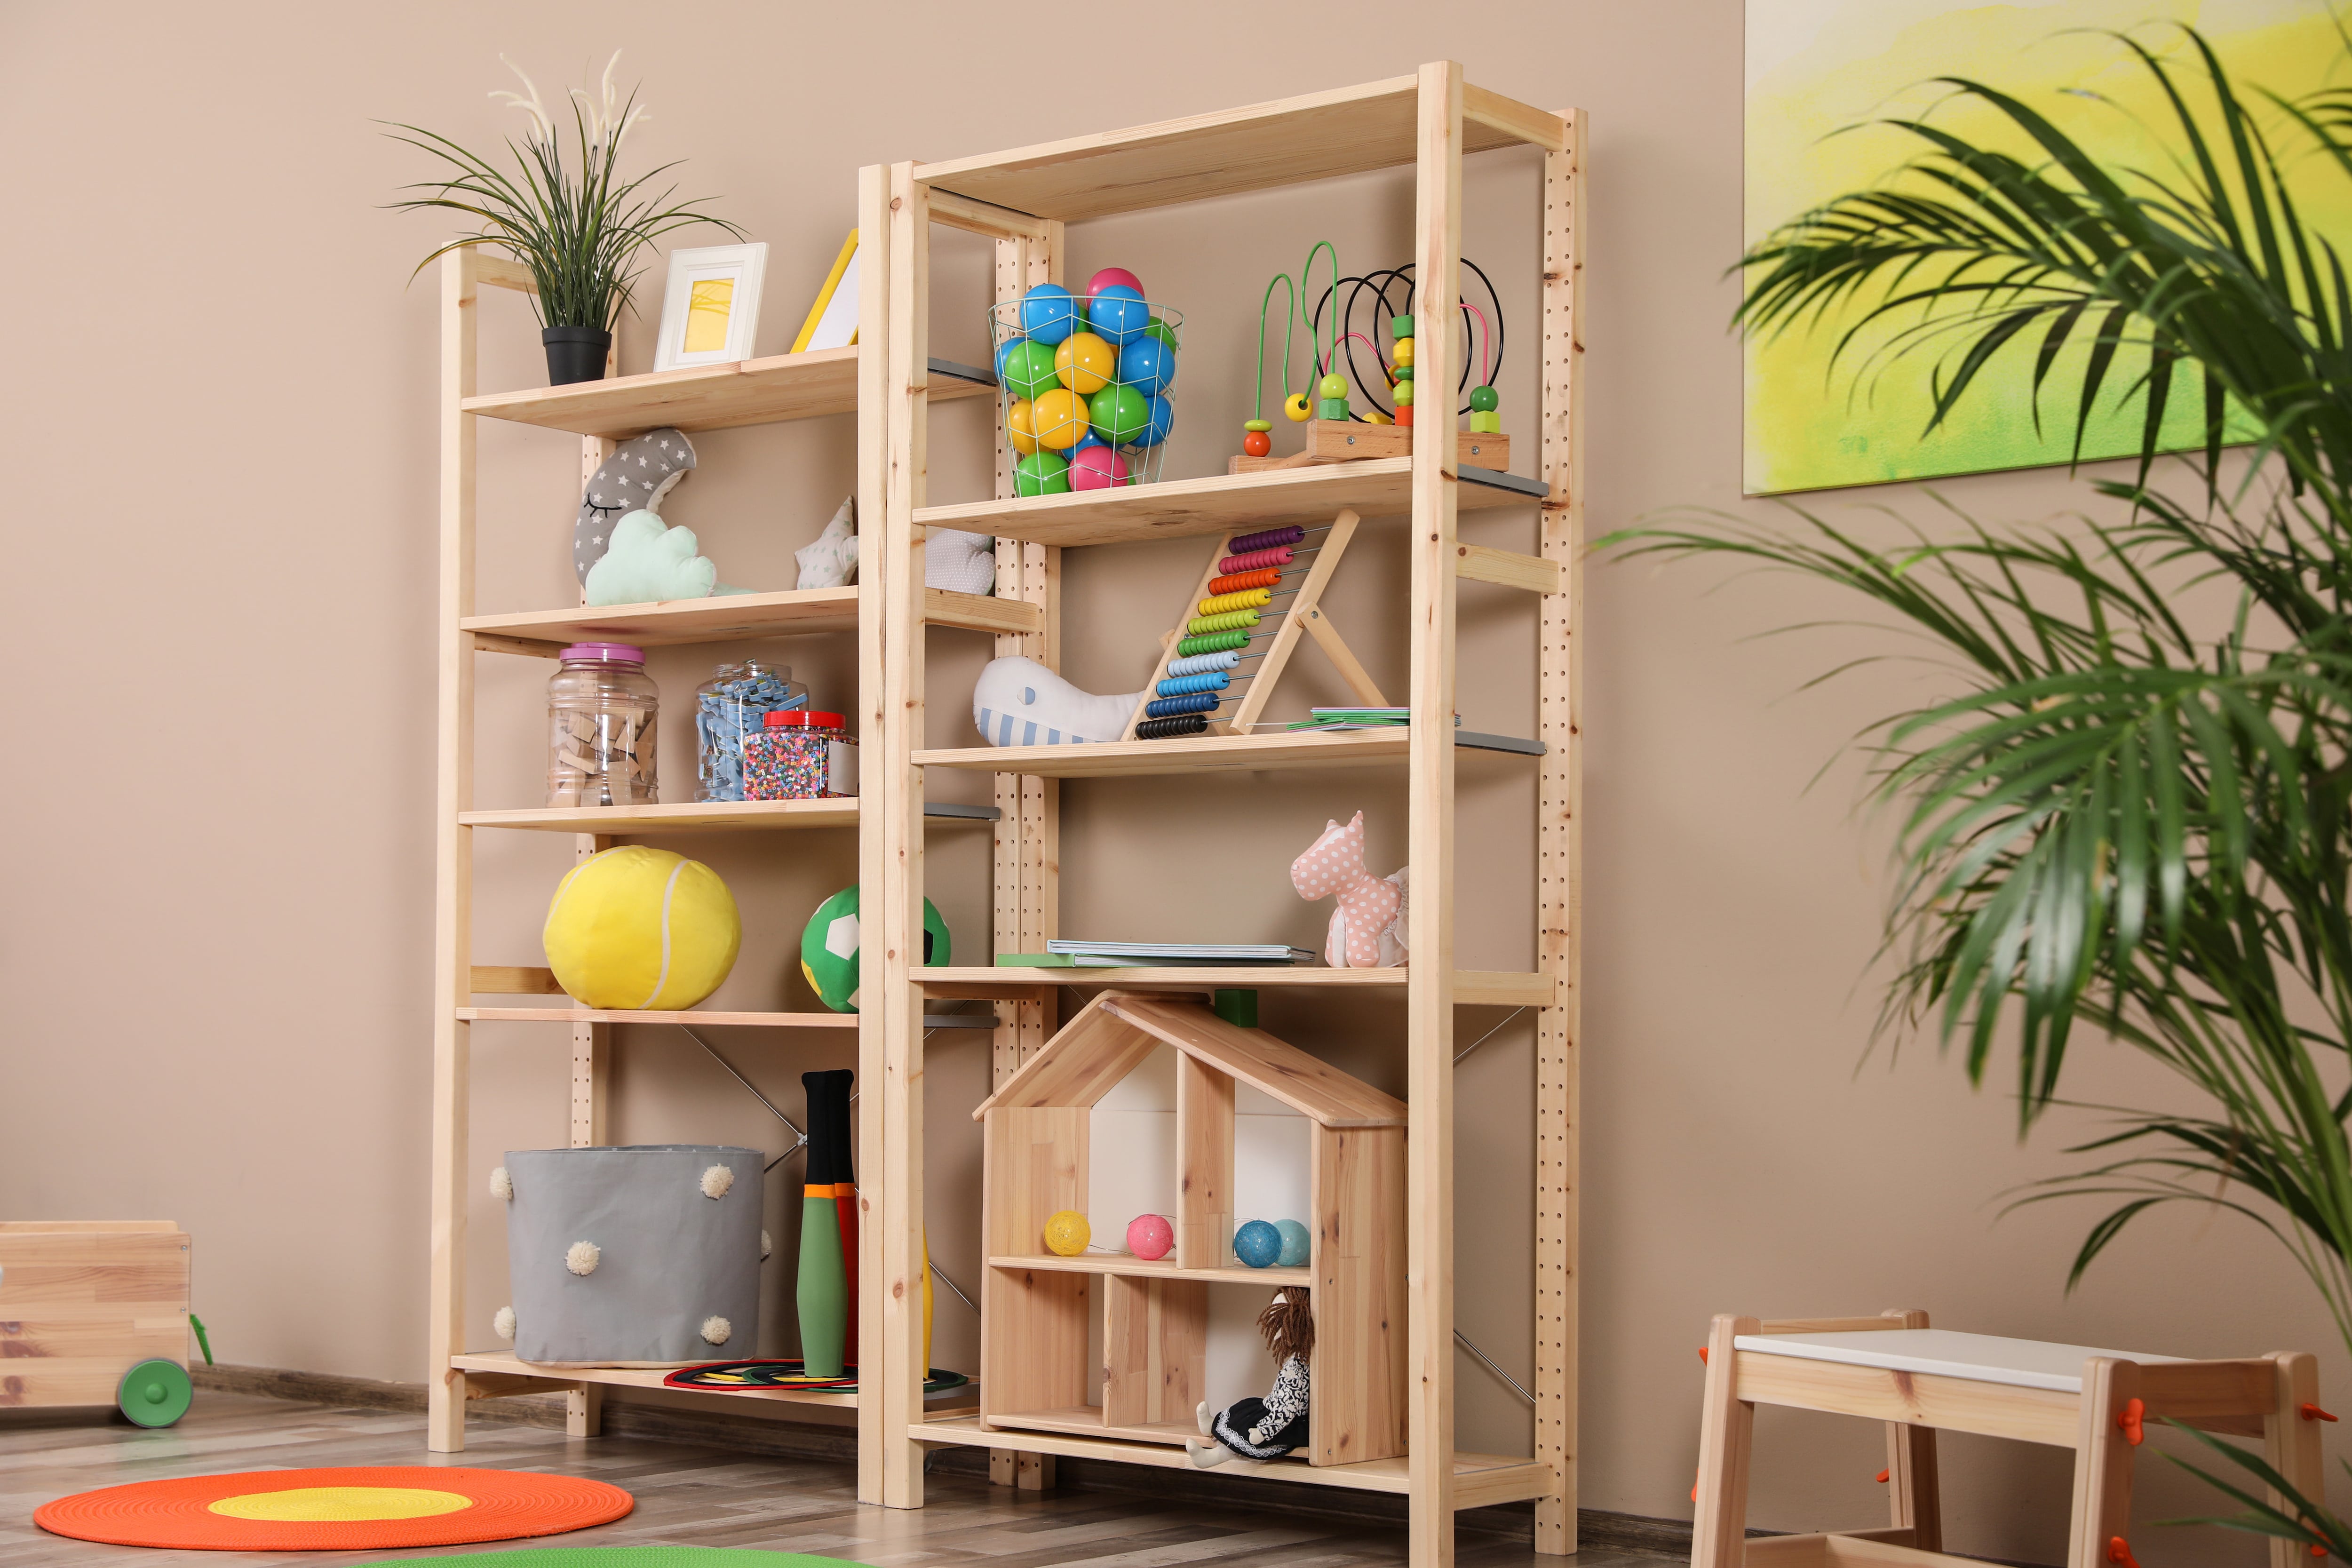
[1235, 248, 1510, 474]
[0, 1221, 196, 1427]
[1120, 511, 1389, 740]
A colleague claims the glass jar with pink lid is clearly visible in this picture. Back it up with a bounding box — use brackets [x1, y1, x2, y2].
[547, 643, 659, 806]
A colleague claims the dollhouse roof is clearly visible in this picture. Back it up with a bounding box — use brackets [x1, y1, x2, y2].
[970, 989, 1407, 1129]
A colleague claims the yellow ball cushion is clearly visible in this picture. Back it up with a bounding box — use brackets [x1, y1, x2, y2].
[543, 846, 741, 1010]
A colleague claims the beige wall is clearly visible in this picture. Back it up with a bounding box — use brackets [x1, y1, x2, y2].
[1, 2, 2334, 1560]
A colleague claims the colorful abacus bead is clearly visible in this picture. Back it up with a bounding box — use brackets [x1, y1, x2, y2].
[1317, 372, 1349, 422]
[1243, 418, 1272, 459]
[1284, 391, 1311, 422]
[1469, 383, 1501, 434]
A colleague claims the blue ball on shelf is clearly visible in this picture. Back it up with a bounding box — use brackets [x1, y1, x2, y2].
[1133, 393, 1175, 448]
[1073, 430, 1109, 454]
[1118, 336, 1174, 396]
[1089, 285, 1150, 346]
[1233, 1219, 1282, 1269]
[1018, 284, 1085, 346]
[994, 335, 1026, 381]
[1273, 1218, 1310, 1268]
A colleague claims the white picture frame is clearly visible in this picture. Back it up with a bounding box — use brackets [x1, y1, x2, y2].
[653, 242, 767, 373]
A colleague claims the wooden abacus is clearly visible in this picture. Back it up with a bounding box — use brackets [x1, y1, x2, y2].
[1119, 512, 1389, 740]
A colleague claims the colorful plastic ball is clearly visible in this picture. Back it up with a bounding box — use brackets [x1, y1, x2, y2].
[1470, 384, 1500, 412]
[1283, 392, 1312, 423]
[1273, 1219, 1311, 1267]
[1393, 378, 1416, 407]
[1243, 429, 1272, 458]
[1125, 1213, 1174, 1261]
[1089, 285, 1150, 346]
[1044, 1210, 1091, 1257]
[1133, 393, 1174, 448]
[1015, 450, 1071, 496]
[1052, 332, 1115, 396]
[1006, 398, 1039, 456]
[1117, 336, 1174, 396]
[1144, 318, 1179, 351]
[1031, 387, 1091, 450]
[1232, 1219, 1282, 1269]
[994, 335, 1027, 381]
[1090, 382, 1151, 446]
[1070, 446, 1132, 489]
[1018, 283, 1085, 346]
[1073, 430, 1109, 454]
[1000, 338, 1061, 401]
[1086, 266, 1144, 302]
[1319, 372, 1349, 399]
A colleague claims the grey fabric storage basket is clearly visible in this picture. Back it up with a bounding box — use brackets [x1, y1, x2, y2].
[502, 1144, 762, 1367]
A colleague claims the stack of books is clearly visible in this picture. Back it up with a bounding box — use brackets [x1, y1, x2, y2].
[995, 940, 1315, 969]
[1282, 707, 1461, 733]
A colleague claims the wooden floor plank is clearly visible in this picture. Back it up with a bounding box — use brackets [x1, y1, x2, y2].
[0, 1392, 1674, 1568]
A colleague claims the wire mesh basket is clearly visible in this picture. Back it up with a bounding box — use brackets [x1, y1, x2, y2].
[988, 291, 1182, 492]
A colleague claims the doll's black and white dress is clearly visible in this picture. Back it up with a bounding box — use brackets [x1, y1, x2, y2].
[1200, 1353, 1310, 1461]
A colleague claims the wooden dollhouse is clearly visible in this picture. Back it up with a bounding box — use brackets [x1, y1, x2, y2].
[972, 990, 1407, 1467]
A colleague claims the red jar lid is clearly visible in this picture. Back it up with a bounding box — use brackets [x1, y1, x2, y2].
[762, 710, 847, 728]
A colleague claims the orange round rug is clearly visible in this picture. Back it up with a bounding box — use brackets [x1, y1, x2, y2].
[34, 1466, 633, 1551]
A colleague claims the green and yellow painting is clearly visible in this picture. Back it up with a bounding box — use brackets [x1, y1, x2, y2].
[1745, 0, 2349, 494]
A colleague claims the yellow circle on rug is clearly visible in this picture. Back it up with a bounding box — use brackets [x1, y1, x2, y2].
[209, 1488, 474, 1522]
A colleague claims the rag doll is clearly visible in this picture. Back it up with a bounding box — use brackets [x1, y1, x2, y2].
[1188, 1289, 1313, 1466]
[1289, 811, 1409, 968]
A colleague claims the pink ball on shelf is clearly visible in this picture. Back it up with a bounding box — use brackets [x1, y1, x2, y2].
[1086, 266, 1144, 302]
[1126, 1213, 1174, 1261]
[1070, 446, 1132, 489]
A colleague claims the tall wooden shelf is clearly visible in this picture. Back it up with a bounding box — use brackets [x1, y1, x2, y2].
[859, 64, 1582, 1567]
[425, 256, 994, 1446]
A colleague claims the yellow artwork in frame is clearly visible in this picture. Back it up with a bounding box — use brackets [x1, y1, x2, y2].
[1744, 0, 2350, 494]
[654, 243, 767, 373]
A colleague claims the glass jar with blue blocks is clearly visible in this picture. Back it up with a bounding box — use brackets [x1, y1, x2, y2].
[695, 659, 809, 802]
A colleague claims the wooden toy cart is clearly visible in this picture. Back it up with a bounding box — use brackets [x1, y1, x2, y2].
[0, 1222, 194, 1426]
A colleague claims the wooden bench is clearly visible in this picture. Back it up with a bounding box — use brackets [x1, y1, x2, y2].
[1691, 1308, 2324, 1567]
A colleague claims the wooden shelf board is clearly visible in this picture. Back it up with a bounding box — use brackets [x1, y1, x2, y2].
[450, 1351, 978, 1411]
[462, 348, 990, 438]
[916, 77, 1556, 222]
[911, 458, 1526, 549]
[988, 1406, 1193, 1447]
[459, 1008, 856, 1028]
[461, 799, 859, 833]
[916, 727, 1541, 780]
[922, 969, 1556, 1008]
[988, 1254, 1310, 1287]
[463, 588, 1036, 652]
[914, 1413, 1549, 1503]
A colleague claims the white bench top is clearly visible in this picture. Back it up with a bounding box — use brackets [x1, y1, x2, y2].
[1732, 1329, 2184, 1393]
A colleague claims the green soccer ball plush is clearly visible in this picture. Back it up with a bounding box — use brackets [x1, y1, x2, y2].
[800, 885, 950, 1011]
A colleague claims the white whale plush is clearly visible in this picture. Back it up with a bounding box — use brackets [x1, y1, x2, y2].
[973, 656, 1144, 747]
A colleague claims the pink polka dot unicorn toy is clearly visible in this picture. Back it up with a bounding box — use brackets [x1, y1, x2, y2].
[1288, 810, 1408, 969]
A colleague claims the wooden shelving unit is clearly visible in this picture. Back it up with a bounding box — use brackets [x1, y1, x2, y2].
[425, 256, 1000, 1443]
[858, 64, 1583, 1567]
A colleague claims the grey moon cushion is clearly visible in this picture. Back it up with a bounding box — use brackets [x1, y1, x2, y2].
[578, 430, 696, 584]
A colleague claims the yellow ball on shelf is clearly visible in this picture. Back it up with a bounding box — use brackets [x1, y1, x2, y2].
[1053, 332, 1116, 396]
[1043, 1210, 1091, 1257]
[1007, 398, 1039, 456]
[1031, 388, 1090, 450]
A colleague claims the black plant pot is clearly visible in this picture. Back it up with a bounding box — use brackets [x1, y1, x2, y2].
[542, 326, 613, 386]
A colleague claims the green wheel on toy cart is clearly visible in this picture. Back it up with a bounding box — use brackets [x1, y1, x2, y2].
[116, 1358, 191, 1427]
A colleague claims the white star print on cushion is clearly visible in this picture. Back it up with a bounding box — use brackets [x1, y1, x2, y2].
[576, 429, 695, 585]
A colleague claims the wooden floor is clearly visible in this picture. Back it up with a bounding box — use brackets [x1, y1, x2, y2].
[0, 1394, 1676, 1568]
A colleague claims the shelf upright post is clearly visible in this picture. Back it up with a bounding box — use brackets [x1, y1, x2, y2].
[1406, 59, 1465, 1568]
[427, 248, 481, 1454]
[988, 209, 1064, 1496]
[854, 159, 898, 1508]
[877, 159, 934, 1512]
[1534, 108, 1588, 1557]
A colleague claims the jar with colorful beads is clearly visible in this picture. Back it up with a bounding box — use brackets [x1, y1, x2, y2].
[694, 659, 809, 801]
[744, 711, 857, 800]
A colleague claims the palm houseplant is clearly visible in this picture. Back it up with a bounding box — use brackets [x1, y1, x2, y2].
[1608, 24, 2352, 1554]
[388, 53, 741, 384]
